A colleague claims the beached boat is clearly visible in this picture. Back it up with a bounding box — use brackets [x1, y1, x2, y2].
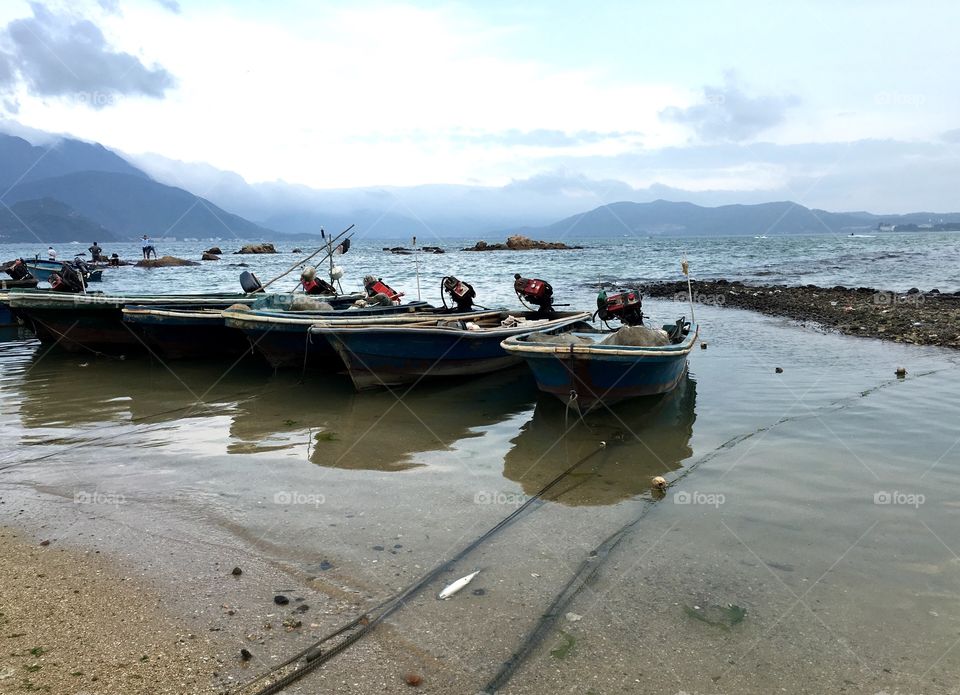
[121, 294, 371, 360]
[221, 302, 439, 369]
[24, 259, 103, 283]
[501, 319, 698, 410]
[8, 289, 269, 353]
[310, 310, 592, 391]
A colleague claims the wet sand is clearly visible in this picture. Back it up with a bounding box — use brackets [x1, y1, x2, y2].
[0, 528, 224, 694]
[640, 279, 960, 348]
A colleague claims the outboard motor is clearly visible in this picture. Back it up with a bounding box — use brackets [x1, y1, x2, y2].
[514, 274, 554, 317]
[6, 259, 31, 281]
[441, 276, 476, 312]
[363, 275, 402, 305]
[240, 270, 265, 294]
[595, 288, 645, 326]
[49, 263, 85, 293]
[300, 266, 336, 295]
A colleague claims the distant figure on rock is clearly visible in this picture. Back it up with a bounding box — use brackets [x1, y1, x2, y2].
[88, 241, 103, 262]
[47, 246, 57, 261]
[109, 253, 120, 267]
[141, 235, 156, 259]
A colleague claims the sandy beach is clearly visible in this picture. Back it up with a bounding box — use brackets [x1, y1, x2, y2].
[0, 529, 226, 694]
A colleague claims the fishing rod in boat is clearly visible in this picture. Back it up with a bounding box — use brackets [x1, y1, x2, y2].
[248, 224, 354, 293]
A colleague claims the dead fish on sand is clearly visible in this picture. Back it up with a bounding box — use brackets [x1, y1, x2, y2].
[438, 571, 480, 600]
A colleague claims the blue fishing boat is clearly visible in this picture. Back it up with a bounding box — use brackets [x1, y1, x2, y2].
[310, 310, 592, 391]
[24, 259, 103, 283]
[121, 293, 370, 361]
[220, 301, 438, 369]
[8, 289, 273, 353]
[501, 319, 698, 410]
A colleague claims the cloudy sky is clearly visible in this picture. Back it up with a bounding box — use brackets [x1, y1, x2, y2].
[0, 0, 958, 213]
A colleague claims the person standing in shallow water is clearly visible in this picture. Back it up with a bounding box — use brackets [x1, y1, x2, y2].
[88, 241, 103, 262]
[141, 235, 155, 259]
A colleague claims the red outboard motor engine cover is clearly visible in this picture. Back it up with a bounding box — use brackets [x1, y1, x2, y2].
[303, 278, 336, 295]
[596, 289, 644, 325]
[513, 276, 553, 305]
[442, 276, 476, 311]
[365, 278, 401, 302]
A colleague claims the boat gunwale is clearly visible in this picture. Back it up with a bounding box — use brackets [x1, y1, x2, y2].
[224, 307, 508, 328]
[501, 324, 700, 358]
[309, 311, 592, 337]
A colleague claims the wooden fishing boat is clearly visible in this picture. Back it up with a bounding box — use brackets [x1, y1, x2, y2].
[0, 278, 39, 327]
[220, 302, 440, 369]
[25, 259, 103, 282]
[500, 319, 698, 410]
[121, 294, 366, 360]
[7, 289, 268, 353]
[310, 310, 592, 391]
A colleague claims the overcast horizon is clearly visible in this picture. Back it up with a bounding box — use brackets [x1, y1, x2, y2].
[1, 1, 958, 215]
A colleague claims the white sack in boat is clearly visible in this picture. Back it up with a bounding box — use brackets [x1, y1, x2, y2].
[289, 296, 334, 312]
[600, 326, 670, 347]
[525, 332, 595, 345]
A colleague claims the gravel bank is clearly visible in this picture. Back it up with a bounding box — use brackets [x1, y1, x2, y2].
[639, 279, 960, 349]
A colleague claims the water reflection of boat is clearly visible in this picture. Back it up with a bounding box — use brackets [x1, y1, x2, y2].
[502, 373, 697, 506]
[14, 349, 263, 430]
[228, 369, 538, 470]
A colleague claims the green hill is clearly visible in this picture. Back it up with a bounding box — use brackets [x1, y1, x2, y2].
[0, 198, 116, 244]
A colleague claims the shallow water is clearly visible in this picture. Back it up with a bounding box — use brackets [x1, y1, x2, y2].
[1, 292, 958, 692]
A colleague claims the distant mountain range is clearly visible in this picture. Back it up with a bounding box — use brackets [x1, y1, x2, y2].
[0, 133, 273, 243]
[499, 200, 960, 238]
[1, 128, 959, 244]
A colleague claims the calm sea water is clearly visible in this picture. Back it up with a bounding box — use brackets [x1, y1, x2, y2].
[3, 230, 959, 306]
[1, 231, 959, 692]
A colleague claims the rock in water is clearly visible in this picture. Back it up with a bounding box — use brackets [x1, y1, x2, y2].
[201, 252, 220, 261]
[235, 243, 277, 254]
[205, 246, 222, 255]
[462, 235, 583, 251]
[273, 595, 289, 605]
[134, 256, 200, 268]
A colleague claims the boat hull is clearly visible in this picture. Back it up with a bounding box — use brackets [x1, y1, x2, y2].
[25, 262, 103, 282]
[122, 309, 253, 361]
[313, 313, 591, 391]
[503, 325, 698, 410]
[222, 302, 444, 370]
[8, 290, 260, 354]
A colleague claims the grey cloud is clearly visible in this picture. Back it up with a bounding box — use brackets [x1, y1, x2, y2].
[941, 128, 960, 143]
[660, 72, 799, 142]
[463, 128, 638, 147]
[0, 49, 14, 86]
[153, 0, 181, 13]
[0, 3, 175, 108]
[96, 0, 121, 14]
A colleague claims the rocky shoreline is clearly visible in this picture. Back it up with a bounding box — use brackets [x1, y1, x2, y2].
[637, 279, 960, 349]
